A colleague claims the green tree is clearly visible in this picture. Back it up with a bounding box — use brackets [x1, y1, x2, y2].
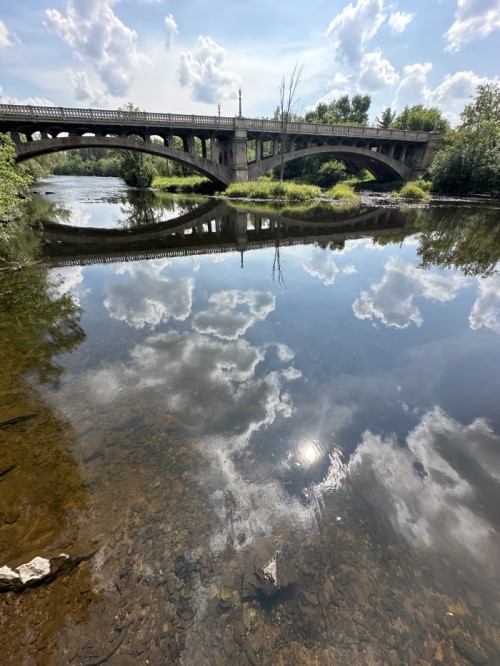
[317, 159, 347, 187]
[0, 133, 32, 222]
[305, 94, 371, 125]
[461, 83, 500, 129]
[392, 105, 449, 132]
[117, 103, 157, 187]
[429, 84, 500, 194]
[375, 107, 396, 128]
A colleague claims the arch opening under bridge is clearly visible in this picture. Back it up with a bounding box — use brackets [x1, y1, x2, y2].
[248, 144, 411, 182]
[14, 135, 232, 188]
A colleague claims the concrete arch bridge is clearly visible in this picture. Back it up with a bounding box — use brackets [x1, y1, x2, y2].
[0, 104, 444, 187]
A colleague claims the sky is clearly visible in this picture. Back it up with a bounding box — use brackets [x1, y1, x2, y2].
[0, 0, 499, 126]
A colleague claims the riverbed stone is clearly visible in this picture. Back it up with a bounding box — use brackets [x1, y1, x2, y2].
[242, 540, 297, 598]
[16, 557, 51, 585]
[0, 565, 22, 591]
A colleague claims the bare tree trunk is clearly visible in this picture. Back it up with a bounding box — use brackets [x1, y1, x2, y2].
[279, 63, 303, 182]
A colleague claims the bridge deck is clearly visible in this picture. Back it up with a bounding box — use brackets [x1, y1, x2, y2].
[0, 104, 436, 142]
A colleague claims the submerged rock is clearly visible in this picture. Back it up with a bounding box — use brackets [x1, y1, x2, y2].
[0, 565, 22, 591]
[17, 556, 51, 585]
[0, 551, 95, 593]
[242, 541, 297, 598]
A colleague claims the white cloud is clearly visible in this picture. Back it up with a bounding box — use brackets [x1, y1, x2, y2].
[326, 0, 385, 66]
[66, 69, 107, 107]
[192, 290, 275, 340]
[359, 50, 399, 90]
[178, 35, 240, 104]
[349, 407, 500, 566]
[0, 20, 15, 49]
[0, 87, 54, 107]
[445, 0, 500, 52]
[165, 13, 178, 51]
[430, 70, 493, 105]
[388, 11, 414, 33]
[392, 62, 432, 111]
[353, 257, 468, 328]
[469, 275, 500, 334]
[45, 0, 149, 97]
[103, 261, 194, 329]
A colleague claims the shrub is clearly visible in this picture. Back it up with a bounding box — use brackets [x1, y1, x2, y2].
[328, 183, 360, 202]
[398, 183, 430, 200]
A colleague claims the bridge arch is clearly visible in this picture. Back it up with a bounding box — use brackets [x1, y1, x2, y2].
[249, 144, 411, 181]
[14, 135, 232, 188]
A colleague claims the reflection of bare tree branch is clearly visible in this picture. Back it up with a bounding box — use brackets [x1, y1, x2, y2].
[272, 237, 285, 288]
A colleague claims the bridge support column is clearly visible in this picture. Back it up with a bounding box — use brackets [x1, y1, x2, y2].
[228, 118, 248, 183]
[409, 135, 443, 178]
[255, 137, 262, 162]
[399, 145, 407, 163]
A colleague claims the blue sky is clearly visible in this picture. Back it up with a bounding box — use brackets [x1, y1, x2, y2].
[0, 0, 499, 125]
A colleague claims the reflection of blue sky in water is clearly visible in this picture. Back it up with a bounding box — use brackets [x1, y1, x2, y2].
[48, 234, 500, 586]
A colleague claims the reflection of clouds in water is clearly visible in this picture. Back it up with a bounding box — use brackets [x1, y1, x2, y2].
[68, 203, 91, 227]
[84, 328, 300, 435]
[349, 407, 500, 567]
[303, 248, 340, 286]
[353, 257, 468, 328]
[192, 290, 275, 340]
[103, 260, 194, 329]
[469, 274, 500, 334]
[49, 266, 88, 306]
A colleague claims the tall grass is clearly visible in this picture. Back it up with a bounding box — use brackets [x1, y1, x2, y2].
[224, 181, 321, 201]
[152, 175, 213, 193]
[327, 183, 361, 203]
[393, 182, 431, 200]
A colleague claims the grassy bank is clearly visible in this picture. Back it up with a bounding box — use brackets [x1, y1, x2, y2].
[152, 175, 215, 194]
[224, 181, 322, 201]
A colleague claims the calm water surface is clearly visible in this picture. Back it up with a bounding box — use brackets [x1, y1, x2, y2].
[1, 176, 500, 664]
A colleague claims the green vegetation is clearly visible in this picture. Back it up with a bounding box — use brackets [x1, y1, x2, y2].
[327, 183, 360, 202]
[393, 182, 430, 200]
[54, 147, 122, 177]
[304, 94, 371, 126]
[391, 104, 450, 132]
[224, 181, 321, 201]
[152, 175, 214, 193]
[429, 84, 500, 194]
[0, 133, 40, 265]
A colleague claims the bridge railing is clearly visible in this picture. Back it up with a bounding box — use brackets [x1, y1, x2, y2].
[0, 104, 234, 128]
[0, 104, 438, 141]
[244, 118, 431, 140]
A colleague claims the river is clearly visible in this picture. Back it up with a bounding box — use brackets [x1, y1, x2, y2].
[1, 176, 500, 664]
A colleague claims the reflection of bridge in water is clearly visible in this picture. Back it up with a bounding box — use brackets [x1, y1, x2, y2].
[42, 200, 416, 267]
